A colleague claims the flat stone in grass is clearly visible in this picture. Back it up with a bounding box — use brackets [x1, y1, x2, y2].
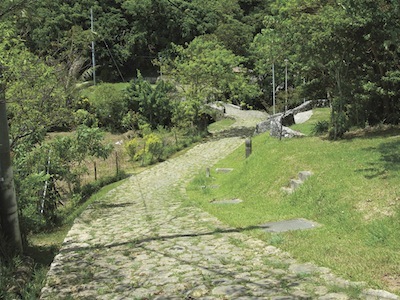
[201, 185, 220, 189]
[215, 168, 234, 173]
[211, 198, 243, 204]
[261, 218, 320, 233]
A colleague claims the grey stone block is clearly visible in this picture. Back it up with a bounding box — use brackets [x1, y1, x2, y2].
[290, 179, 303, 190]
[215, 168, 233, 173]
[298, 171, 313, 182]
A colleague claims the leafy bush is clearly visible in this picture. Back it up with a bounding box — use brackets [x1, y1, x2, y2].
[80, 171, 128, 201]
[16, 171, 63, 235]
[0, 254, 46, 300]
[90, 84, 127, 132]
[124, 138, 139, 161]
[146, 133, 163, 161]
[125, 126, 205, 166]
[13, 126, 113, 235]
[73, 109, 98, 128]
[121, 111, 145, 131]
[125, 72, 177, 129]
[312, 120, 330, 135]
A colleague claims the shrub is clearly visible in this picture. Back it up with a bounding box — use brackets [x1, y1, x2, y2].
[121, 111, 145, 131]
[73, 109, 98, 127]
[125, 72, 177, 129]
[90, 83, 127, 132]
[146, 133, 163, 161]
[124, 138, 139, 161]
[80, 171, 127, 201]
[312, 120, 330, 135]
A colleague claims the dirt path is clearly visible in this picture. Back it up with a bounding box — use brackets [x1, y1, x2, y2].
[41, 107, 398, 299]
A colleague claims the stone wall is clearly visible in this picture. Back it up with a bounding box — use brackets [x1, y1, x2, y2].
[254, 99, 328, 137]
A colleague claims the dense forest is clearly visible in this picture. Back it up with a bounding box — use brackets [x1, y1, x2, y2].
[3, 0, 400, 134]
[1, 0, 400, 264]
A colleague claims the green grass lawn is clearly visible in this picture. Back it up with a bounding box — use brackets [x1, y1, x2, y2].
[79, 81, 131, 98]
[208, 118, 236, 132]
[186, 108, 400, 294]
[290, 108, 331, 135]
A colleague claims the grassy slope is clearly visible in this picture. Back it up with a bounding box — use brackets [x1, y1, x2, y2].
[187, 108, 400, 293]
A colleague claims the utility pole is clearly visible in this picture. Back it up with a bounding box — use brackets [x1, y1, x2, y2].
[0, 66, 23, 254]
[284, 59, 288, 112]
[272, 63, 276, 115]
[91, 8, 96, 85]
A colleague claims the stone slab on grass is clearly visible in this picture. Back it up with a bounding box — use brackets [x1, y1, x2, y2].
[261, 218, 320, 233]
[211, 198, 243, 204]
[215, 168, 234, 173]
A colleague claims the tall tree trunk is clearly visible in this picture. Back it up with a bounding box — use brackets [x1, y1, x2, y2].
[0, 69, 23, 254]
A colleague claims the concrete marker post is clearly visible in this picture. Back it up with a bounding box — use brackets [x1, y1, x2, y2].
[245, 138, 252, 158]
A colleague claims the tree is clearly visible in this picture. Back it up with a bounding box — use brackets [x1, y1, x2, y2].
[0, 23, 71, 150]
[161, 36, 261, 129]
[164, 36, 259, 104]
[342, 0, 400, 126]
[125, 71, 178, 129]
[15, 126, 113, 233]
[214, 19, 254, 56]
[0, 69, 23, 254]
[15, 0, 267, 80]
[251, 0, 400, 137]
[0, 20, 73, 243]
[0, 5, 30, 254]
[16, 0, 133, 81]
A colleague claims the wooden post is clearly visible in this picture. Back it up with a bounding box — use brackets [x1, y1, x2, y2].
[206, 167, 210, 178]
[245, 138, 252, 158]
[94, 161, 97, 181]
[115, 151, 119, 176]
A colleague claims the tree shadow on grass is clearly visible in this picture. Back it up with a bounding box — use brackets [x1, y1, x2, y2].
[343, 125, 400, 140]
[26, 244, 59, 266]
[357, 139, 400, 179]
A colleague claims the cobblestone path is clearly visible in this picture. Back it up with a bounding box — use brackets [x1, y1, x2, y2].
[41, 107, 399, 300]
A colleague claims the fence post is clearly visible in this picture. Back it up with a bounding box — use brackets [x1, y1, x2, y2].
[206, 167, 210, 178]
[94, 161, 97, 181]
[115, 151, 119, 176]
[245, 138, 252, 158]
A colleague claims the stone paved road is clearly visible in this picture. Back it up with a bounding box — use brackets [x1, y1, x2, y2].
[41, 106, 399, 300]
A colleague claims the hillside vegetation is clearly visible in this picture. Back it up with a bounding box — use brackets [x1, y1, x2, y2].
[187, 108, 400, 293]
[1, 0, 400, 297]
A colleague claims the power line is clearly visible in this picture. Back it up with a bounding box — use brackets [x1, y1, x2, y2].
[102, 39, 126, 82]
[91, 8, 96, 85]
[91, 8, 125, 83]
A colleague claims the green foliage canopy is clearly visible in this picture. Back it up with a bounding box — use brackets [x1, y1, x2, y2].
[250, 0, 400, 137]
[164, 36, 260, 106]
[14, 126, 113, 233]
[125, 72, 178, 129]
[89, 83, 127, 132]
[0, 22, 70, 150]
